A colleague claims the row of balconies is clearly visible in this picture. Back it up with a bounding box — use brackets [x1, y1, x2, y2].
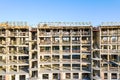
[101, 31, 120, 36]
[0, 60, 29, 66]
[39, 64, 90, 71]
[39, 59, 90, 63]
[39, 50, 91, 54]
[103, 73, 119, 80]
[0, 32, 29, 37]
[35, 73, 90, 80]
[8, 32, 29, 37]
[101, 40, 120, 44]
[39, 31, 90, 36]
[39, 46, 90, 50]
[31, 49, 91, 55]
[39, 40, 90, 44]
[0, 65, 28, 73]
[0, 32, 6, 36]
[101, 49, 120, 53]
[0, 50, 28, 55]
[101, 67, 120, 72]
[92, 72, 120, 80]
[0, 40, 28, 46]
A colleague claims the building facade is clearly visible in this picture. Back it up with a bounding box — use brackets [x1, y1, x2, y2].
[0, 22, 120, 80]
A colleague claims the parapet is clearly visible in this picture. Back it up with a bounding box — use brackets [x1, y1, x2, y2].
[0, 22, 29, 29]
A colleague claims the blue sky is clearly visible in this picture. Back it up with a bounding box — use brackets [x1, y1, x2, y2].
[0, 0, 120, 26]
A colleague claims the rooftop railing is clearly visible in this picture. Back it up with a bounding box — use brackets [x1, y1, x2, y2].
[38, 22, 92, 27]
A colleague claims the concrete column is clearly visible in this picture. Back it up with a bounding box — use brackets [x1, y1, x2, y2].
[79, 73, 81, 80]
[108, 73, 111, 80]
[71, 72, 73, 80]
[59, 30, 63, 72]
[38, 73, 42, 80]
[117, 73, 119, 80]
[26, 74, 29, 80]
[5, 75, 11, 80]
[60, 72, 65, 80]
[6, 65, 10, 73]
[101, 72, 104, 80]
[29, 30, 32, 79]
[49, 73, 52, 80]
[15, 74, 19, 80]
[17, 65, 19, 72]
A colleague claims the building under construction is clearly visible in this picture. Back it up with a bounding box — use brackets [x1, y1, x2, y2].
[0, 22, 119, 80]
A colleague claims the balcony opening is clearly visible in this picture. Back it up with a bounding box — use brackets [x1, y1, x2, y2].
[66, 73, 71, 79]
[32, 52, 37, 59]
[32, 42, 37, 50]
[72, 54, 80, 62]
[62, 37, 70, 44]
[19, 66, 28, 72]
[111, 73, 117, 79]
[63, 29, 70, 35]
[82, 29, 90, 35]
[52, 64, 59, 70]
[52, 29, 59, 35]
[104, 73, 108, 79]
[82, 73, 90, 80]
[52, 37, 60, 44]
[63, 64, 71, 70]
[10, 65, 17, 72]
[93, 60, 100, 68]
[19, 75, 25, 80]
[32, 61, 37, 68]
[72, 46, 80, 53]
[0, 29, 6, 36]
[19, 56, 28, 63]
[82, 64, 90, 71]
[101, 29, 107, 35]
[32, 71, 38, 78]
[32, 32, 37, 40]
[44, 65, 51, 70]
[73, 73, 79, 79]
[82, 46, 91, 53]
[42, 74, 49, 79]
[52, 46, 59, 53]
[62, 55, 70, 62]
[53, 73, 60, 79]
[72, 36, 80, 44]
[0, 66, 6, 72]
[93, 70, 100, 78]
[93, 51, 100, 58]
[52, 55, 59, 62]
[101, 55, 107, 61]
[11, 75, 15, 80]
[40, 37, 51, 44]
[82, 55, 90, 63]
[71, 29, 80, 35]
[0, 75, 5, 80]
[82, 36, 90, 44]
[72, 64, 80, 70]
[0, 38, 6, 45]
[101, 37, 108, 43]
[40, 46, 51, 53]
[62, 46, 70, 53]
[44, 56, 51, 62]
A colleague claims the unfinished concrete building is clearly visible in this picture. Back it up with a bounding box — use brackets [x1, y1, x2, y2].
[0, 22, 29, 80]
[99, 23, 120, 80]
[35, 22, 92, 80]
[0, 22, 120, 80]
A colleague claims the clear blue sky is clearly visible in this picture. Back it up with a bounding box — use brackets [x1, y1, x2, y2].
[0, 0, 120, 26]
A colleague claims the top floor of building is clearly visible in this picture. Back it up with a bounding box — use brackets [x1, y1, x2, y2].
[0, 21, 120, 32]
